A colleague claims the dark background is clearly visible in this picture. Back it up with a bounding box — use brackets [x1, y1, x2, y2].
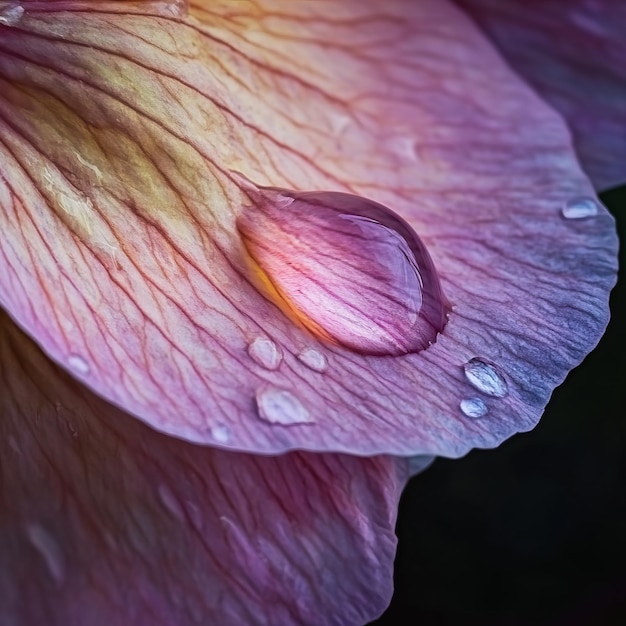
[373, 186, 625, 625]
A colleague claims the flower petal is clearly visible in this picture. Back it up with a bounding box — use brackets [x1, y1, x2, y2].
[0, 309, 406, 625]
[456, 0, 626, 190]
[0, 1, 617, 456]
[1, 0, 188, 18]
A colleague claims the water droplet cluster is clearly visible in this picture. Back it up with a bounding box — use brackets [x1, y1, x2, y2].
[458, 357, 510, 420]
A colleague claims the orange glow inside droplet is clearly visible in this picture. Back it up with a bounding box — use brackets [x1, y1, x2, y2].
[239, 234, 338, 345]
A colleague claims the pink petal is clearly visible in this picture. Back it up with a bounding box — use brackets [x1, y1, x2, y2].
[0, 1, 617, 456]
[456, 0, 626, 191]
[0, 309, 407, 625]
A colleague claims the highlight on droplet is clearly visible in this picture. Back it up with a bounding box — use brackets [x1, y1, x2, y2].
[236, 180, 449, 356]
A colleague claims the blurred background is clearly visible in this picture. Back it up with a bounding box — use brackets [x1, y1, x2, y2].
[373, 186, 625, 625]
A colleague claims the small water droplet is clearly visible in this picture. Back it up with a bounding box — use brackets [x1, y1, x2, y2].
[459, 397, 488, 418]
[247, 336, 282, 370]
[26, 524, 65, 586]
[157, 484, 185, 522]
[297, 347, 328, 372]
[255, 386, 312, 426]
[67, 354, 90, 375]
[210, 423, 231, 444]
[561, 196, 598, 219]
[236, 179, 449, 356]
[0, 4, 24, 27]
[463, 358, 508, 398]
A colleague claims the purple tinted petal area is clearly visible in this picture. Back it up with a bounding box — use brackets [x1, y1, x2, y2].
[456, 0, 626, 190]
[0, 310, 406, 626]
[0, 1, 618, 457]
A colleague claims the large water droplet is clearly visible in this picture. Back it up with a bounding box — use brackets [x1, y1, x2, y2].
[297, 347, 328, 372]
[247, 336, 282, 370]
[0, 3, 24, 27]
[255, 386, 312, 426]
[26, 524, 65, 586]
[561, 196, 598, 219]
[463, 358, 508, 398]
[459, 397, 488, 418]
[236, 178, 448, 356]
[67, 354, 90, 375]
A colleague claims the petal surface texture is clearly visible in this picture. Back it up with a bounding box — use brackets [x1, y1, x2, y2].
[0, 0, 618, 455]
[0, 310, 406, 626]
[456, 0, 626, 190]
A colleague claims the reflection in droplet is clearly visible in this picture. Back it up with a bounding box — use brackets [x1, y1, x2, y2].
[236, 178, 448, 356]
[255, 386, 312, 426]
[0, 4, 24, 27]
[561, 196, 598, 219]
[211, 423, 231, 444]
[463, 358, 508, 398]
[67, 354, 90, 375]
[297, 347, 328, 372]
[459, 397, 488, 419]
[247, 336, 282, 370]
[26, 524, 65, 586]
